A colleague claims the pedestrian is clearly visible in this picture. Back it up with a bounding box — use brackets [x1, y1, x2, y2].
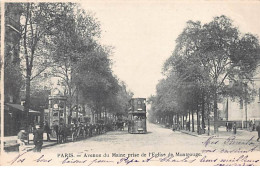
[44, 121, 51, 141]
[53, 124, 59, 143]
[187, 121, 190, 131]
[172, 123, 176, 132]
[233, 122, 237, 135]
[256, 123, 260, 142]
[253, 123, 256, 131]
[177, 123, 181, 131]
[33, 124, 44, 152]
[17, 128, 28, 152]
[249, 120, 253, 131]
[226, 122, 228, 132]
[89, 124, 93, 137]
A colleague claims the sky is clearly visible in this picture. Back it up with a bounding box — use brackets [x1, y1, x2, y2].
[80, 0, 260, 98]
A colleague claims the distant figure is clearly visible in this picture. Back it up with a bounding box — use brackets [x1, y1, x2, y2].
[256, 123, 260, 142]
[226, 122, 229, 131]
[252, 123, 256, 131]
[233, 122, 237, 135]
[53, 124, 59, 143]
[89, 124, 93, 137]
[226, 122, 232, 132]
[172, 123, 176, 131]
[33, 125, 44, 152]
[44, 121, 51, 141]
[177, 123, 181, 131]
[17, 128, 28, 152]
[249, 120, 253, 131]
[186, 121, 190, 131]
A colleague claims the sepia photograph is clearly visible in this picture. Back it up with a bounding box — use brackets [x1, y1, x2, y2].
[1, 0, 260, 166]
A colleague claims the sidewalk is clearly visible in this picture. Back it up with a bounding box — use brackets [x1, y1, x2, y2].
[179, 126, 259, 141]
[3, 131, 107, 152]
[4, 133, 57, 152]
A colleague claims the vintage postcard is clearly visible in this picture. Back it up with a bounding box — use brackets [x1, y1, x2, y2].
[1, 0, 260, 166]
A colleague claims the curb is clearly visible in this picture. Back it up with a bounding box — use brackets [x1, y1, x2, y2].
[27, 142, 57, 152]
[26, 131, 110, 151]
[179, 130, 260, 142]
[180, 130, 208, 138]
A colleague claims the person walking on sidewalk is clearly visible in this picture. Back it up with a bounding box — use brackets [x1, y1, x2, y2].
[17, 128, 28, 152]
[256, 123, 260, 142]
[33, 124, 44, 152]
[44, 121, 51, 141]
[233, 122, 237, 135]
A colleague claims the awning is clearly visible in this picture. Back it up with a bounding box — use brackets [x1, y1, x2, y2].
[5, 103, 41, 114]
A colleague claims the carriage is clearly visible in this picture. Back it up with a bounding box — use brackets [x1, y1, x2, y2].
[113, 120, 125, 131]
[51, 122, 97, 143]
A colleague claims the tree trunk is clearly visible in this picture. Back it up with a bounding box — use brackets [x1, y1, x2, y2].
[177, 114, 179, 127]
[91, 109, 94, 123]
[99, 107, 102, 121]
[182, 115, 184, 129]
[201, 96, 205, 133]
[67, 86, 73, 124]
[170, 114, 173, 126]
[104, 108, 107, 124]
[192, 111, 194, 132]
[174, 114, 176, 124]
[208, 102, 210, 136]
[23, 4, 31, 131]
[185, 114, 187, 130]
[25, 73, 31, 129]
[213, 91, 218, 133]
[188, 110, 191, 131]
[197, 104, 200, 134]
[76, 87, 79, 121]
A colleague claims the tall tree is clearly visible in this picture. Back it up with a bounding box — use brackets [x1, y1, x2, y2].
[20, 2, 76, 128]
[74, 45, 119, 122]
[49, 5, 100, 123]
[164, 15, 260, 133]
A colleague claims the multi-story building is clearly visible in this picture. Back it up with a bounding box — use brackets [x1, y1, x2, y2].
[4, 3, 23, 104]
[4, 3, 24, 136]
[221, 67, 260, 128]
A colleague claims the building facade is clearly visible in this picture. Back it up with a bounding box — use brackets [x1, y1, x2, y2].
[4, 3, 23, 104]
[221, 67, 260, 128]
[4, 4, 23, 136]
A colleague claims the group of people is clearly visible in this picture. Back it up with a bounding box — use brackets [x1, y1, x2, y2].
[256, 123, 260, 142]
[170, 120, 260, 142]
[225, 121, 260, 141]
[249, 120, 256, 132]
[225, 121, 237, 134]
[113, 121, 125, 131]
[52, 122, 111, 144]
[172, 123, 181, 131]
[17, 121, 51, 153]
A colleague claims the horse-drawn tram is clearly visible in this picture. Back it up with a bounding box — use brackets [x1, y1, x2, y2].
[128, 98, 147, 134]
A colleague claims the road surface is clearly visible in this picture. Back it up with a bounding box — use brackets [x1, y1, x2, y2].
[3, 122, 260, 166]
